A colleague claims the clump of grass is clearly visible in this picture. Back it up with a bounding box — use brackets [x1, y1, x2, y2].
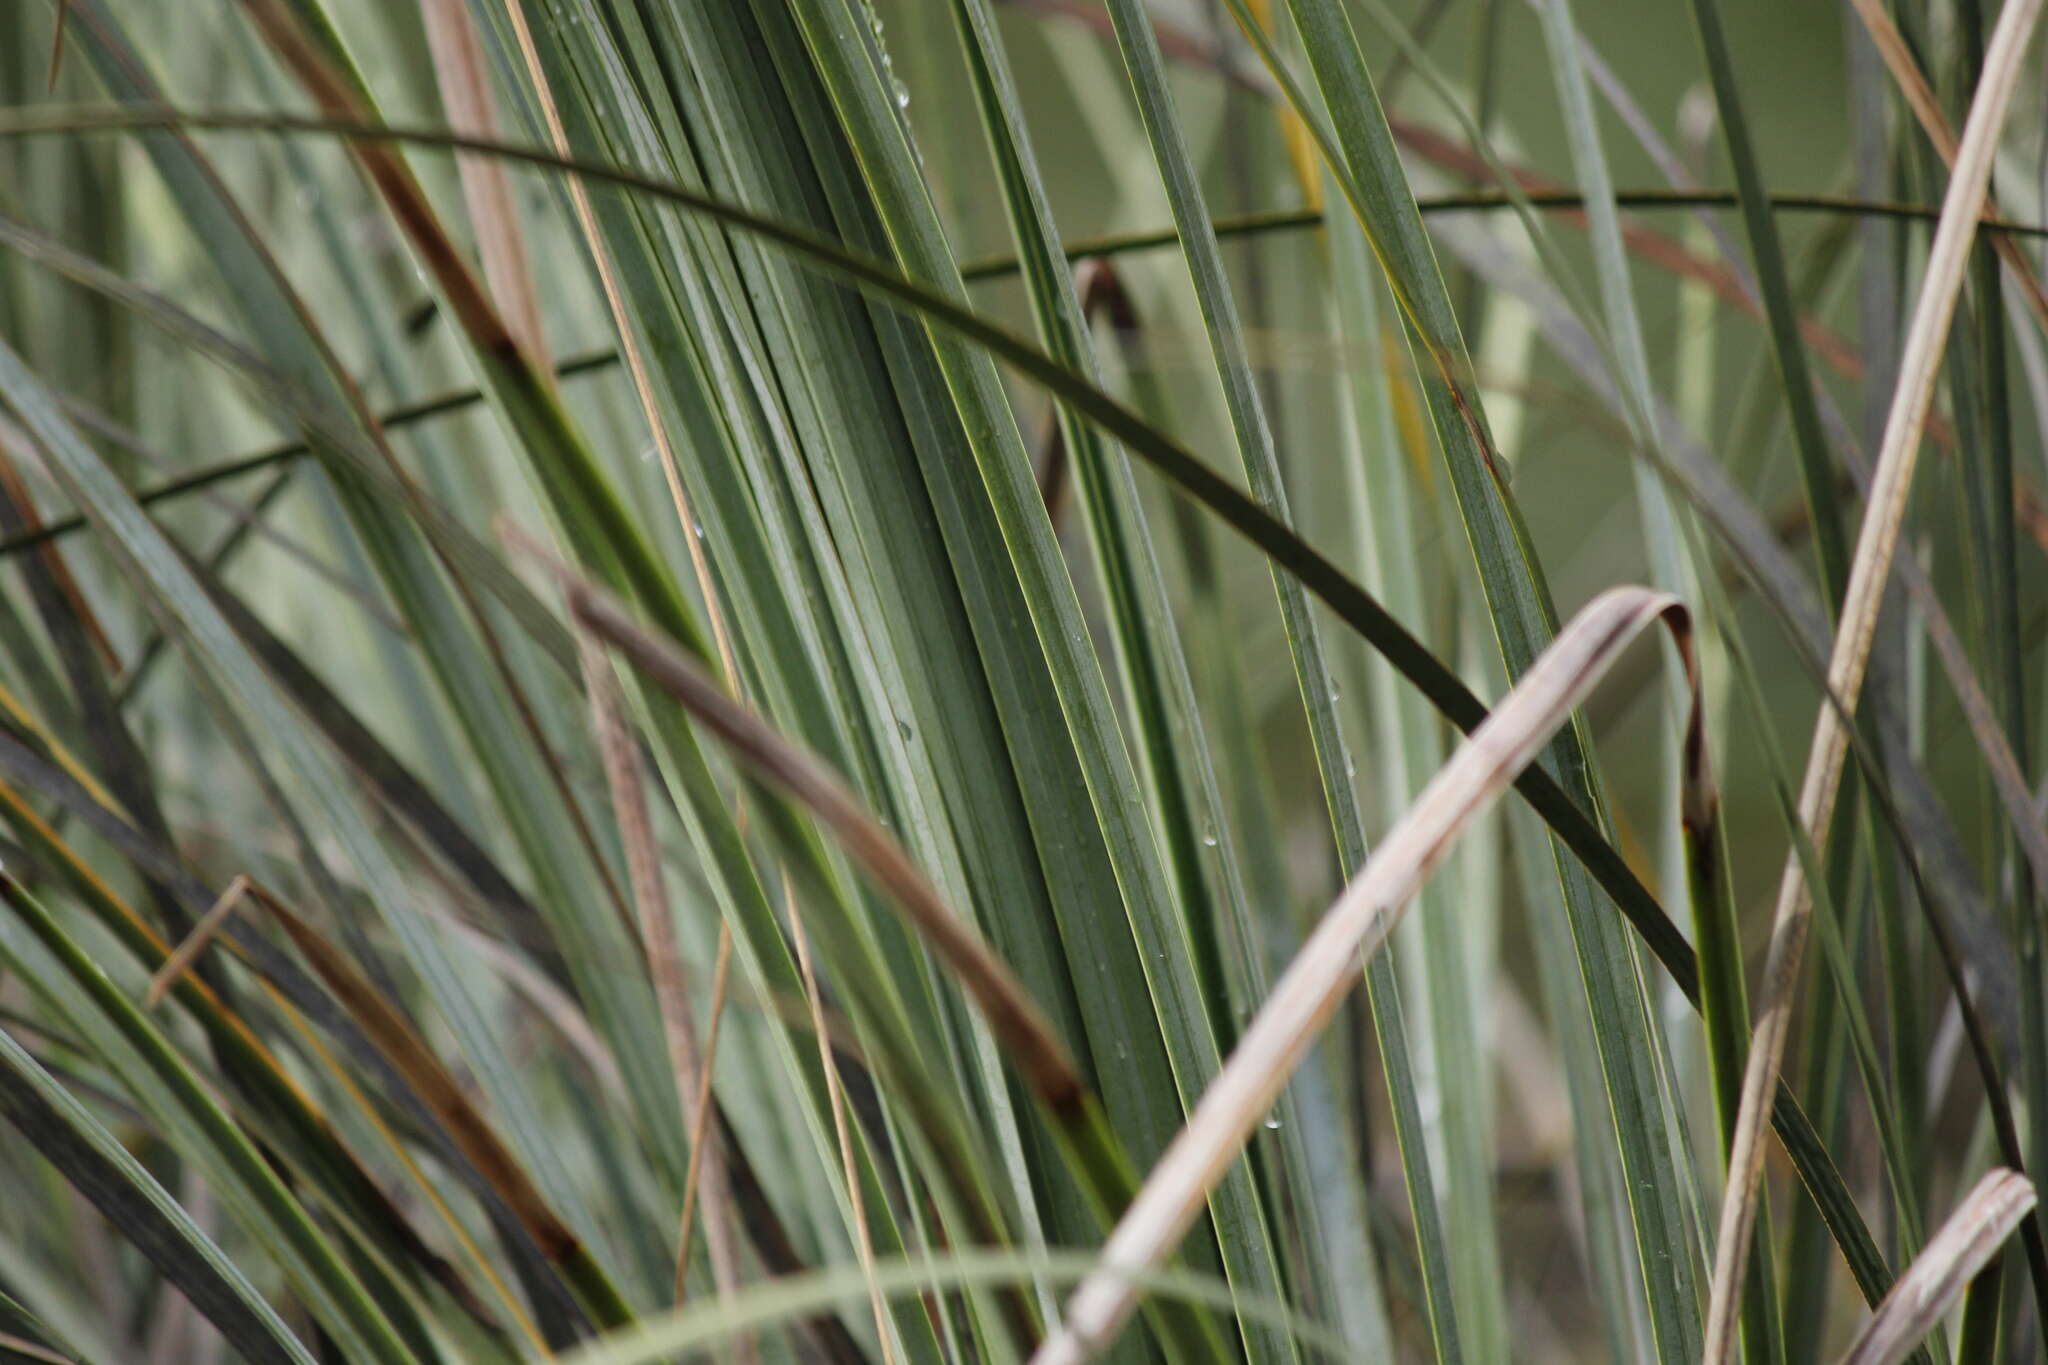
[0, 1, 2043, 1362]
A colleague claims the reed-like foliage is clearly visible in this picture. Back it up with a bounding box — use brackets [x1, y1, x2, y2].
[0, 1, 2043, 1361]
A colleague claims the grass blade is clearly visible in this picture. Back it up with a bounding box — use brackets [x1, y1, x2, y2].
[562, 1248, 1356, 1365]
[1680, 0, 1853, 596]
[1684, 680, 1784, 1365]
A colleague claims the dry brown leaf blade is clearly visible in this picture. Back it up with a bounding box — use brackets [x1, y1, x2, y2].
[574, 624, 748, 1335]
[418, 0, 550, 372]
[146, 876, 253, 1008]
[1837, 1170, 2035, 1365]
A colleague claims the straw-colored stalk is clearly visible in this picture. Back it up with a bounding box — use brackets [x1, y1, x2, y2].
[1700, 2, 2045, 1357]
